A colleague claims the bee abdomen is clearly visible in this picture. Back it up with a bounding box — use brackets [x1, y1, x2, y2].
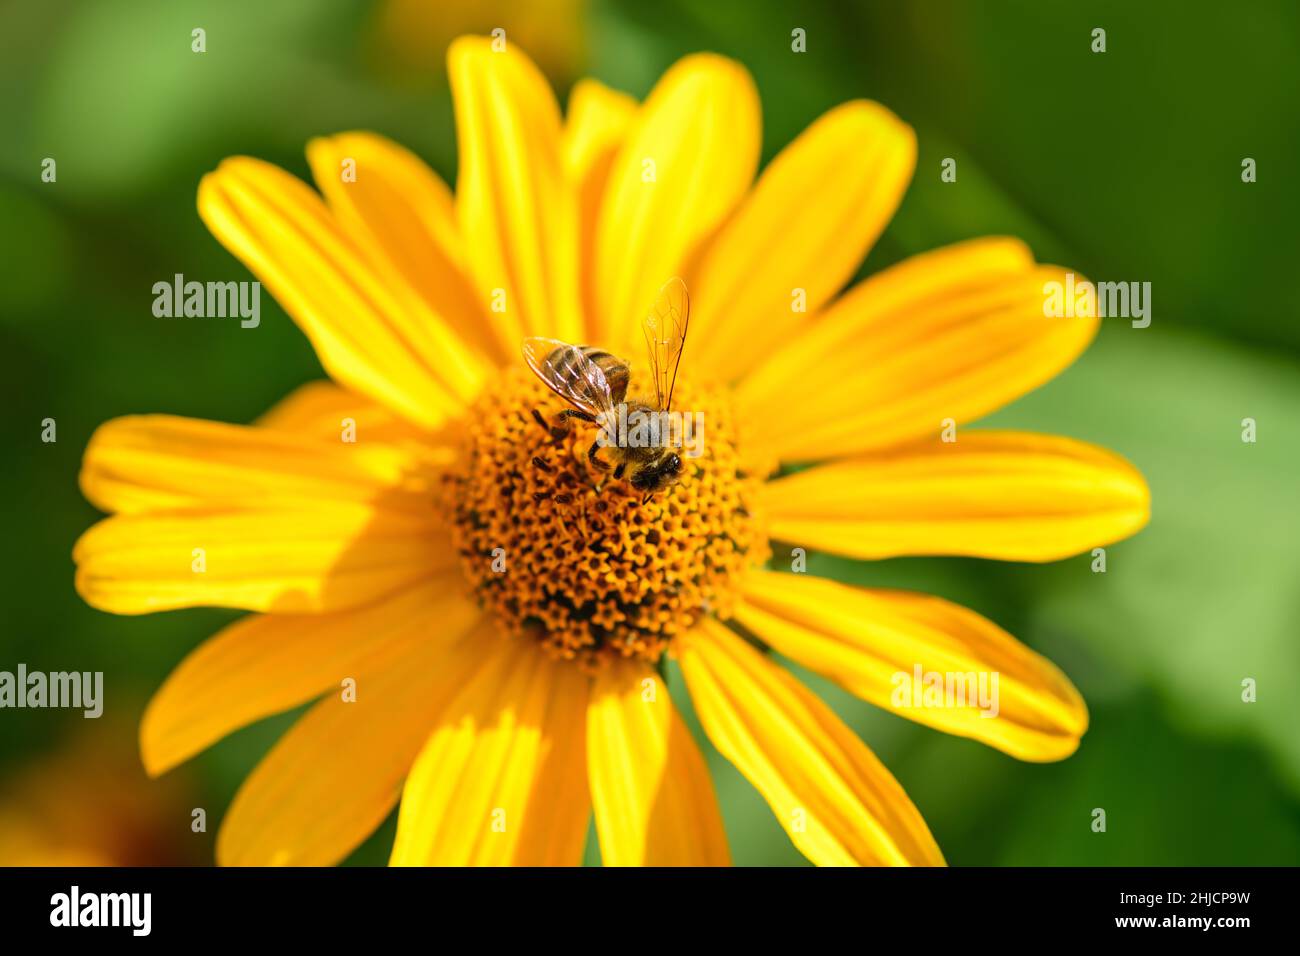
[555, 345, 629, 405]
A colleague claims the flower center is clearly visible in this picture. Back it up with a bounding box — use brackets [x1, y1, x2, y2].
[446, 367, 769, 669]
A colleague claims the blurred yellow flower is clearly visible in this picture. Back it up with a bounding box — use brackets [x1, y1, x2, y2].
[0, 722, 198, 867]
[74, 37, 1149, 866]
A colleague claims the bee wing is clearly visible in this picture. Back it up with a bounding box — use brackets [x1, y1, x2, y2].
[641, 277, 691, 412]
[522, 337, 617, 421]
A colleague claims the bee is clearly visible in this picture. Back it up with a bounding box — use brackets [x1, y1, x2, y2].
[523, 277, 691, 501]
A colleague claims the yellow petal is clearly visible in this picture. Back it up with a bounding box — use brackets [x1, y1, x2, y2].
[586, 657, 730, 866]
[678, 619, 944, 866]
[564, 79, 638, 180]
[216, 614, 487, 866]
[255, 382, 458, 480]
[256, 380, 431, 444]
[449, 36, 583, 345]
[74, 504, 449, 615]
[735, 572, 1088, 761]
[257, 380, 381, 434]
[691, 101, 916, 383]
[761, 431, 1150, 561]
[198, 156, 472, 429]
[80, 414, 443, 516]
[737, 239, 1099, 460]
[563, 79, 638, 340]
[141, 579, 478, 776]
[305, 132, 504, 366]
[592, 54, 759, 350]
[390, 636, 591, 866]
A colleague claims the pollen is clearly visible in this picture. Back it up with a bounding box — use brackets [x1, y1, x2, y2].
[445, 367, 769, 669]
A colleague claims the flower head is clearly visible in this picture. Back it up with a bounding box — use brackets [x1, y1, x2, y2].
[448, 371, 767, 668]
[74, 36, 1149, 866]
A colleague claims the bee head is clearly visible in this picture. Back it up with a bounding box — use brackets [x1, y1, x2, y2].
[631, 451, 683, 494]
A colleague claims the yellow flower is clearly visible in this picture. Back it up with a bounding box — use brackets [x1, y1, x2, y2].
[74, 37, 1150, 867]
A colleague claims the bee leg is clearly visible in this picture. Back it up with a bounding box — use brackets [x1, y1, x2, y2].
[552, 408, 599, 443]
[587, 440, 611, 472]
[613, 463, 626, 480]
[530, 408, 568, 443]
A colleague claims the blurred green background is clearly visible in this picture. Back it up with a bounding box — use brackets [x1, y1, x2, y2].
[2, 0, 1298, 866]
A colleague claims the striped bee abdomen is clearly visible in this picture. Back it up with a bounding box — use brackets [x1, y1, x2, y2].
[558, 345, 630, 406]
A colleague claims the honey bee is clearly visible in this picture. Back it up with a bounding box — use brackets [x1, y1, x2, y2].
[523, 277, 691, 500]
